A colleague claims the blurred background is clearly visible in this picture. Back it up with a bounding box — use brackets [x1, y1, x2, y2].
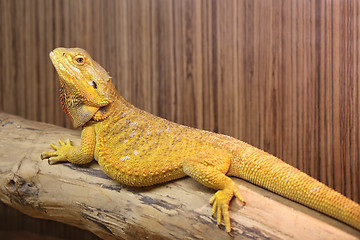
[1, 0, 359, 239]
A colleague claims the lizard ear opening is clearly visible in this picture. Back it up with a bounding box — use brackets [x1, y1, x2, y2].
[91, 81, 98, 89]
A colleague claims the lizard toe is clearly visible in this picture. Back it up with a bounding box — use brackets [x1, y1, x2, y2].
[210, 189, 233, 233]
[41, 151, 57, 160]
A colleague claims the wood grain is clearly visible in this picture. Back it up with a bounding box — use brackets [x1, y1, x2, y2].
[0, 112, 359, 240]
[0, 0, 360, 237]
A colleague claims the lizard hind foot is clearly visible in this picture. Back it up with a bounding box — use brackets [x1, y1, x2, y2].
[209, 183, 245, 234]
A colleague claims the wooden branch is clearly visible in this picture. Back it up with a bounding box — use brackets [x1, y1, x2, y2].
[0, 112, 359, 240]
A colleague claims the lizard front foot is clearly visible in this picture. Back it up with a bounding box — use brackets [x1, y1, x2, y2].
[41, 139, 75, 164]
[210, 183, 246, 235]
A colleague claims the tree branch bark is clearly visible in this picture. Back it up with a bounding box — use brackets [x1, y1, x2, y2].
[0, 112, 359, 240]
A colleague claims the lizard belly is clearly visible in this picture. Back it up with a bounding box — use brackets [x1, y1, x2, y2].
[97, 153, 186, 187]
[95, 121, 203, 187]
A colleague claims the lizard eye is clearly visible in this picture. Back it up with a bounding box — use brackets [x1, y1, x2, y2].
[75, 56, 85, 65]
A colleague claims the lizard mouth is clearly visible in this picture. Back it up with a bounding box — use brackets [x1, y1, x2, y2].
[49, 50, 77, 82]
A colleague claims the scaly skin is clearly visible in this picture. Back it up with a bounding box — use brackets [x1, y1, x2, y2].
[41, 48, 360, 234]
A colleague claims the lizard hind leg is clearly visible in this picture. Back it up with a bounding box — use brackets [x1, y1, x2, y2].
[182, 152, 245, 234]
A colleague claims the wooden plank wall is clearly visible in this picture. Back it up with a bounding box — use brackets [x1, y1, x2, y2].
[0, 0, 359, 225]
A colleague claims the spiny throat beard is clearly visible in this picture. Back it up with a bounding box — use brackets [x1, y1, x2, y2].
[59, 85, 82, 120]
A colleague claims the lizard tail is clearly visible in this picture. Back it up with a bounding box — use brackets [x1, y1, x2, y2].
[227, 141, 360, 230]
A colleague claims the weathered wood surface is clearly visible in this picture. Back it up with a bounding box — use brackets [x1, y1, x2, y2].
[0, 112, 359, 240]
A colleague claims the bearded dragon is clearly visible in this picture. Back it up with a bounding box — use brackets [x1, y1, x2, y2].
[41, 47, 360, 234]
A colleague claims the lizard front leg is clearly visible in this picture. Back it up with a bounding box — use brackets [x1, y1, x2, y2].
[41, 124, 96, 165]
[182, 151, 246, 234]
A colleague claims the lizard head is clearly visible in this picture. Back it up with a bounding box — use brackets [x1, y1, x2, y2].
[50, 48, 117, 128]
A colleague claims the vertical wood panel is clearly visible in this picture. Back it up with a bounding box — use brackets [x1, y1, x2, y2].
[1, 1, 359, 234]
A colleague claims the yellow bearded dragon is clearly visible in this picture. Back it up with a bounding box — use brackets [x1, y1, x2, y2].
[41, 47, 360, 234]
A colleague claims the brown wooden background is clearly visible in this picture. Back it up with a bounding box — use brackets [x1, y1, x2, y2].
[1, 0, 360, 239]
